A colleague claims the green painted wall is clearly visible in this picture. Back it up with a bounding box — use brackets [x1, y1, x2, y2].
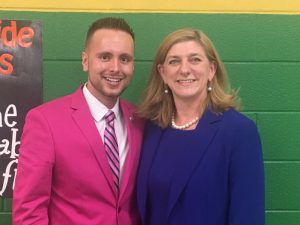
[0, 11, 300, 225]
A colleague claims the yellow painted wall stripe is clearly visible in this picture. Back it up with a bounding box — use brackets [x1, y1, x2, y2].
[0, 0, 300, 14]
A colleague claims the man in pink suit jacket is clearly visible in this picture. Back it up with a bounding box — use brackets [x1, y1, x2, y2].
[13, 17, 145, 225]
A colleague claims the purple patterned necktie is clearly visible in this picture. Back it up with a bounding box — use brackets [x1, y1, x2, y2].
[104, 110, 119, 192]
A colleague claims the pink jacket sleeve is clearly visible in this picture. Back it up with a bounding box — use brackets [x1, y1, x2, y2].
[13, 108, 55, 225]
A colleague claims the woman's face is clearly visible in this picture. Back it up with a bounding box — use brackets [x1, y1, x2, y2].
[158, 40, 216, 104]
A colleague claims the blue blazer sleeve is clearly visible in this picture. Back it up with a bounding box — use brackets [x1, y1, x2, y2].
[228, 118, 265, 225]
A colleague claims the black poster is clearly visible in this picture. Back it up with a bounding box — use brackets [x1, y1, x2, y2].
[0, 19, 42, 198]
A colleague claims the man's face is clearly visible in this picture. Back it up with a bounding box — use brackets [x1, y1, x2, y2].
[82, 29, 134, 108]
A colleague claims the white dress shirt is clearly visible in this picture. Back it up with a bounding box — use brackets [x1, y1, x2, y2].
[82, 85, 129, 185]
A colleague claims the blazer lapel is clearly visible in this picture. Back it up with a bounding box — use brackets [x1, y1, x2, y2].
[70, 87, 116, 196]
[137, 122, 164, 224]
[166, 110, 222, 218]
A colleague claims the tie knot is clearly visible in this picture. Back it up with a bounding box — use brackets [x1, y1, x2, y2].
[104, 110, 115, 124]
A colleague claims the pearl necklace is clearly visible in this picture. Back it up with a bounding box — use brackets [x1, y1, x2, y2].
[171, 114, 199, 130]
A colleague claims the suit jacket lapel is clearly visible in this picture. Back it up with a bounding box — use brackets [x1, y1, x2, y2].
[70, 87, 116, 196]
[118, 100, 138, 201]
[166, 110, 222, 218]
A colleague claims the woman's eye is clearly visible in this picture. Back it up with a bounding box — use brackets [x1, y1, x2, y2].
[169, 59, 179, 65]
[191, 57, 201, 63]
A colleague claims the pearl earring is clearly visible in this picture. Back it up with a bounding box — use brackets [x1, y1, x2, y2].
[207, 80, 212, 92]
[164, 84, 169, 94]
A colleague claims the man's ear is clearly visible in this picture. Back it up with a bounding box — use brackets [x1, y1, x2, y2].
[82, 51, 88, 72]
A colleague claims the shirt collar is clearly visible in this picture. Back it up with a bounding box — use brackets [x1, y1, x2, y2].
[83, 84, 120, 122]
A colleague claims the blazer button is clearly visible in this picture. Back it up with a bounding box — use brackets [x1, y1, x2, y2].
[117, 206, 121, 213]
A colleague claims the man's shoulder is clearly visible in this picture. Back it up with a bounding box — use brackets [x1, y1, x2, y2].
[37, 93, 73, 110]
[29, 89, 80, 116]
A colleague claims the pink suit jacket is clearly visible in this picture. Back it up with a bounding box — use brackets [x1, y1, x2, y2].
[13, 86, 145, 225]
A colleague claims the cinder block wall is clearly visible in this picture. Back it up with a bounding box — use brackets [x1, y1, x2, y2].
[1, 2, 300, 225]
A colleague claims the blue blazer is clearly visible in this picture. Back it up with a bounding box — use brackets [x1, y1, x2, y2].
[137, 109, 264, 225]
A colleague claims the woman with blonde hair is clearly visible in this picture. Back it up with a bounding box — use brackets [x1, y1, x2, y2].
[137, 28, 264, 225]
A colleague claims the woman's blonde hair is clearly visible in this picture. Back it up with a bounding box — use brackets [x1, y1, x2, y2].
[138, 28, 240, 128]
